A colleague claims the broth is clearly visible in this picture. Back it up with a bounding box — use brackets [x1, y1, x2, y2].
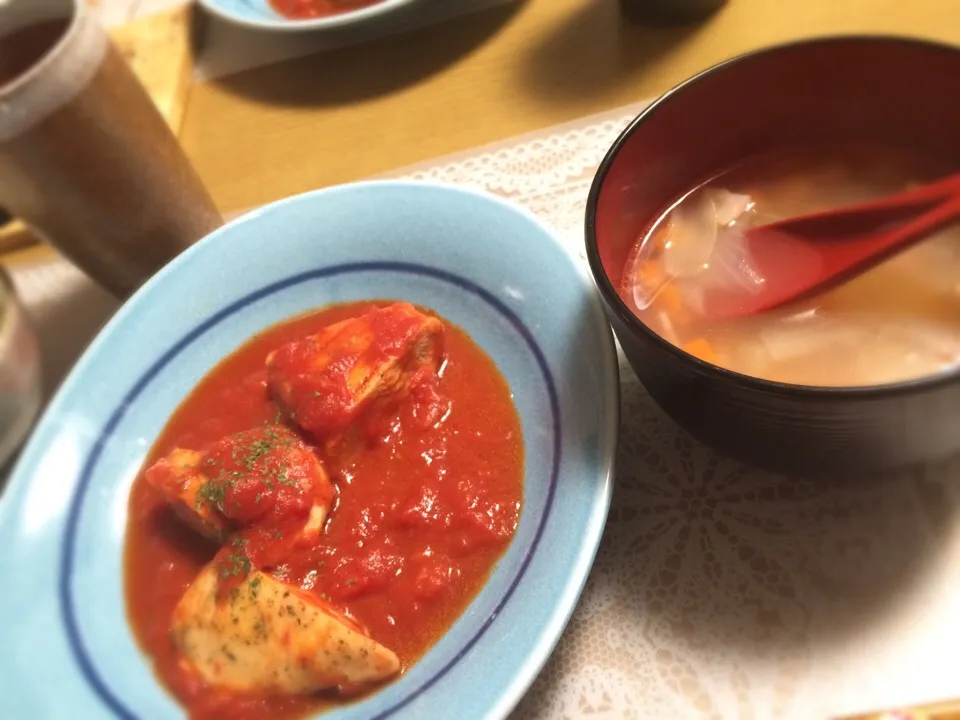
[620, 145, 960, 387]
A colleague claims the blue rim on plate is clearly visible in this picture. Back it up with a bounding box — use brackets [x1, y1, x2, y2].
[0, 181, 619, 719]
[197, 0, 421, 32]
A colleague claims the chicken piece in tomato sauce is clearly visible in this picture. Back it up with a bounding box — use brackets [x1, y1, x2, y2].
[172, 565, 400, 698]
[143, 448, 229, 541]
[145, 425, 334, 561]
[266, 302, 445, 447]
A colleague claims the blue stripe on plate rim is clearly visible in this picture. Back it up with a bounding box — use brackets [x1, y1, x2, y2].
[60, 262, 562, 719]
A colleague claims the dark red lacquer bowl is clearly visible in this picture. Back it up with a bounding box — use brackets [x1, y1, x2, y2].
[585, 36, 960, 475]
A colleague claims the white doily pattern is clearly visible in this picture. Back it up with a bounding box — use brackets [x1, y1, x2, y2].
[388, 107, 960, 720]
[393, 110, 640, 264]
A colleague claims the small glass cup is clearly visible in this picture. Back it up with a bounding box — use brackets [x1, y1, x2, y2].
[0, 270, 40, 470]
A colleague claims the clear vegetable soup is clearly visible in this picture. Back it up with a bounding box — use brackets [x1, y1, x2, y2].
[619, 145, 960, 387]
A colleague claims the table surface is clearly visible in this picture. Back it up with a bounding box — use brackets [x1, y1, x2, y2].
[179, 0, 960, 212]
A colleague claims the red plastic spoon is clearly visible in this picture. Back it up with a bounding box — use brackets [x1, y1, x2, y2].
[701, 171, 960, 319]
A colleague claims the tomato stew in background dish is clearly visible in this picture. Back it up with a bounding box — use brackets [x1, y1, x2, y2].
[268, 0, 387, 20]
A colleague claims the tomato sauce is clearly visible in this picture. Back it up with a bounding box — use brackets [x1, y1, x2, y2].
[268, 0, 386, 21]
[124, 301, 524, 719]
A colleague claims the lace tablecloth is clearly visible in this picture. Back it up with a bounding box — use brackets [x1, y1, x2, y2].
[8, 103, 960, 720]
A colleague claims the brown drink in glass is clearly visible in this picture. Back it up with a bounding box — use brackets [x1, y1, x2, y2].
[0, 0, 222, 297]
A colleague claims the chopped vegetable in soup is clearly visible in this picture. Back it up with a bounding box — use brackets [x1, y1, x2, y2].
[620, 145, 960, 386]
[269, 0, 386, 20]
[125, 301, 524, 720]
